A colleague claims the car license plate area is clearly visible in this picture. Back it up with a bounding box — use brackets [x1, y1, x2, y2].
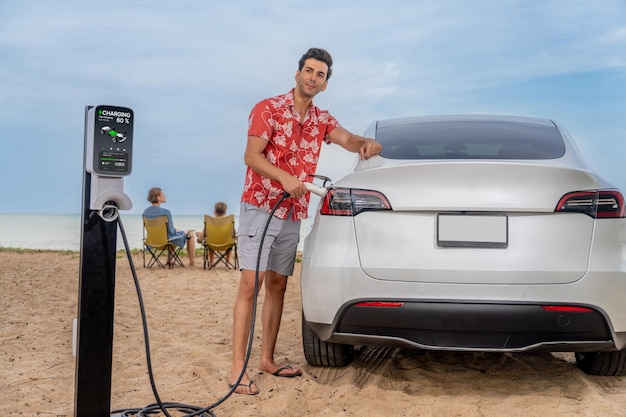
[437, 213, 508, 248]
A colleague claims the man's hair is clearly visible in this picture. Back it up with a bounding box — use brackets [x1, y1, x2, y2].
[147, 187, 162, 204]
[214, 201, 227, 216]
[298, 47, 333, 80]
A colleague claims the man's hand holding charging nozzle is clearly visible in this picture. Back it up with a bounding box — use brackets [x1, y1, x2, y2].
[280, 175, 308, 199]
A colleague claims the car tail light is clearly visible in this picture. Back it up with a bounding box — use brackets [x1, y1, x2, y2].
[541, 305, 594, 313]
[555, 190, 625, 218]
[319, 188, 392, 216]
[354, 301, 404, 307]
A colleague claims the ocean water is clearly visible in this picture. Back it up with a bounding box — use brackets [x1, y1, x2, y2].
[0, 213, 313, 252]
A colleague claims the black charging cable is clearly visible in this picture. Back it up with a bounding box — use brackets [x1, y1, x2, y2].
[111, 192, 290, 417]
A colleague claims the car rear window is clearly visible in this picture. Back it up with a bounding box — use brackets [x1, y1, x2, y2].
[377, 120, 566, 160]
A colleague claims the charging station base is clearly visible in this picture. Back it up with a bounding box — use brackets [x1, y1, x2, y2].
[74, 173, 119, 416]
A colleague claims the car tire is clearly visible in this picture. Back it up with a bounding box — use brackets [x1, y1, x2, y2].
[302, 312, 354, 367]
[575, 350, 626, 376]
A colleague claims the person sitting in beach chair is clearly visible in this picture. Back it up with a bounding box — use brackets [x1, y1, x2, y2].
[196, 201, 237, 269]
[143, 187, 196, 267]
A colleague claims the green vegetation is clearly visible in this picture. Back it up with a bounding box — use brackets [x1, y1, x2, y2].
[0, 247, 76, 254]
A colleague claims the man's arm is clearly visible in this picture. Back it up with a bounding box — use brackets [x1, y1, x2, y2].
[328, 126, 382, 160]
[244, 135, 307, 198]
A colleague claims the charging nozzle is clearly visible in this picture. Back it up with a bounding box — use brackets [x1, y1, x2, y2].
[304, 182, 328, 197]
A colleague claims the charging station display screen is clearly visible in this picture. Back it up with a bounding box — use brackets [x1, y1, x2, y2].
[92, 106, 133, 176]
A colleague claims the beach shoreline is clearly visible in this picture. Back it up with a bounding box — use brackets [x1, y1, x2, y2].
[0, 213, 313, 253]
[2, 249, 626, 416]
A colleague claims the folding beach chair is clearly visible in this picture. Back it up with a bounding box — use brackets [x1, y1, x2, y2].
[200, 214, 238, 270]
[143, 216, 184, 269]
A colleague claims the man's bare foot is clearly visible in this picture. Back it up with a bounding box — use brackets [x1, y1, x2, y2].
[229, 369, 259, 395]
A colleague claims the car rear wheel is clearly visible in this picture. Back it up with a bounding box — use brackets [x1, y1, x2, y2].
[302, 312, 354, 367]
[575, 350, 626, 376]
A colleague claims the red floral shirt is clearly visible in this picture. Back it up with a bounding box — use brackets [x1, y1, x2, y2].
[241, 90, 339, 220]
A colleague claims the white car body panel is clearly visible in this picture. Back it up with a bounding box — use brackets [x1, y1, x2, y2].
[354, 211, 593, 284]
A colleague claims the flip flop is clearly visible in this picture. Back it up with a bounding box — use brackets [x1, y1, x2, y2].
[271, 365, 302, 378]
[229, 380, 259, 395]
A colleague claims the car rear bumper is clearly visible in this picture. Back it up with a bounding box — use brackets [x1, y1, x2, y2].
[308, 301, 625, 352]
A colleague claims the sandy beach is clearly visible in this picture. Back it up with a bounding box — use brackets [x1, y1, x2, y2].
[2, 250, 626, 416]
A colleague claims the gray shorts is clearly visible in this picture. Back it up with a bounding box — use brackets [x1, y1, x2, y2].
[236, 202, 301, 276]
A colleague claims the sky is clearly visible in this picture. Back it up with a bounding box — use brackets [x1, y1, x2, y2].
[1, 0, 625, 216]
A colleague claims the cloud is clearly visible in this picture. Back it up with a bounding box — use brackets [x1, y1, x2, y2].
[1, 0, 625, 214]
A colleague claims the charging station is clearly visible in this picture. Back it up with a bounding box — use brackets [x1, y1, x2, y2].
[75, 105, 133, 416]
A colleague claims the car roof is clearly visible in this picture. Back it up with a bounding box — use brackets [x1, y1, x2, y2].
[375, 114, 555, 129]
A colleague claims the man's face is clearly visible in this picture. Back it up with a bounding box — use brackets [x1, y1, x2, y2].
[295, 58, 328, 98]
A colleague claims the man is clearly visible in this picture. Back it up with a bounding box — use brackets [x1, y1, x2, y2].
[229, 47, 382, 395]
[143, 187, 196, 267]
